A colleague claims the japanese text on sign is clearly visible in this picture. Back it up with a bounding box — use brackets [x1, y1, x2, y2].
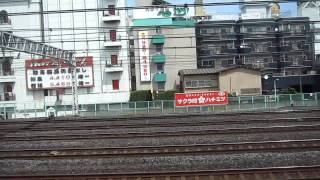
[175, 91, 228, 107]
[25, 57, 94, 90]
[138, 31, 151, 82]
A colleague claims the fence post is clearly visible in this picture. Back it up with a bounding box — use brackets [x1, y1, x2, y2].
[173, 101, 176, 113]
[14, 104, 16, 119]
[134, 102, 137, 115]
[316, 93, 318, 105]
[238, 96, 241, 110]
[161, 100, 164, 114]
[252, 96, 255, 110]
[94, 104, 97, 117]
[225, 104, 228, 112]
[34, 102, 37, 118]
[3, 104, 6, 119]
[264, 96, 267, 109]
[23, 103, 26, 118]
[302, 93, 305, 106]
[147, 101, 150, 114]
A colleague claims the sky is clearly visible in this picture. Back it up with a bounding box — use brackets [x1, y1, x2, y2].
[127, 0, 297, 16]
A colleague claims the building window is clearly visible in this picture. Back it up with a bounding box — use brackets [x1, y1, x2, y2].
[156, 63, 164, 71]
[158, 82, 165, 90]
[185, 80, 217, 88]
[155, 44, 163, 53]
[111, 55, 118, 65]
[108, 5, 116, 15]
[33, 70, 38, 75]
[40, 70, 45, 75]
[200, 29, 207, 34]
[54, 69, 59, 74]
[110, 30, 117, 41]
[47, 70, 52, 74]
[112, 80, 119, 90]
[202, 60, 214, 67]
[156, 26, 162, 34]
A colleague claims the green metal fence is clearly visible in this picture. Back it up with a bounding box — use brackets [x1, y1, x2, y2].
[1, 92, 319, 119]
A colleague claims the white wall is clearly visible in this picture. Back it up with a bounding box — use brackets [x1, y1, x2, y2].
[0, 0, 131, 110]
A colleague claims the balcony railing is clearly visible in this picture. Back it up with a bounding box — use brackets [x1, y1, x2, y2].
[0, 17, 11, 25]
[102, 10, 121, 22]
[0, 92, 15, 101]
[104, 35, 122, 47]
[1, 70, 14, 76]
[106, 60, 122, 67]
[103, 10, 119, 16]
[105, 60, 124, 72]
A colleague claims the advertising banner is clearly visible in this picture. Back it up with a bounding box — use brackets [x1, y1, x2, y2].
[175, 91, 228, 107]
[25, 56, 94, 90]
[138, 31, 151, 82]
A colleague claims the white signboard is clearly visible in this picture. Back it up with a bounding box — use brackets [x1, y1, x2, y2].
[138, 31, 151, 82]
[25, 57, 94, 90]
[133, 6, 194, 19]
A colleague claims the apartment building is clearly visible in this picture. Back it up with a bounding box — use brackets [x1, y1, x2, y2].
[129, 2, 197, 92]
[196, 17, 320, 93]
[298, 0, 320, 66]
[0, 0, 130, 118]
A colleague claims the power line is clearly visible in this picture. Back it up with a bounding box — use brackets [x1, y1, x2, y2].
[2, 0, 300, 16]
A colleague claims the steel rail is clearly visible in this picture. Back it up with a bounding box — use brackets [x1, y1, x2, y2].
[1, 124, 320, 141]
[0, 165, 319, 180]
[1, 117, 319, 132]
[0, 139, 320, 159]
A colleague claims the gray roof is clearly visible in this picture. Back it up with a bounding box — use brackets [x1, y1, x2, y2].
[178, 66, 260, 76]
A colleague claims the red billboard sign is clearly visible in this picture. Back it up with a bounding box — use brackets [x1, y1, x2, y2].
[175, 91, 228, 107]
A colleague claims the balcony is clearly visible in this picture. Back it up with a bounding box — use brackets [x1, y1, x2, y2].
[0, 92, 15, 102]
[154, 72, 166, 82]
[105, 61, 124, 72]
[152, 54, 166, 63]
[0, 18, 12, 31]
[152, 35, 165, 44]
[104, 35, 122, 47]
[102, 10, 121, 22]
[0, 70, 15, 82]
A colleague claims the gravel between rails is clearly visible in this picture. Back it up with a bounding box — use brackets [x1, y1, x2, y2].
[0, 130, 319, 150]
[3, 121, 320, 137]
[0, 151, 319, 175]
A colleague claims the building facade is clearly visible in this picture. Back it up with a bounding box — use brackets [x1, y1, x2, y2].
[196, 17, 319, 93]
[0, 0, 130, 118]
[298, 0, 320, 66]
[130, 4, 197, 92]
[196, 17, 314, 76]
[178, 67, 262, 96]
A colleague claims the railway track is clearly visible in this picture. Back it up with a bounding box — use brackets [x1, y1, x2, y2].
[1, 124, 320, 141]
[1, 108, 320, 126]
[0, 139, 319, 159]
[1, 117, 319, 133]
[0, 166, 319, 180]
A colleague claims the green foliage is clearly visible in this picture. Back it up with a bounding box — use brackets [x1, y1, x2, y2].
[153, 90, 177, 100]
[129, 90, 153, 102]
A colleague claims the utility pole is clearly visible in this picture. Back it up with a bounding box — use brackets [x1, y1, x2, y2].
[39, 0, 45, 43]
